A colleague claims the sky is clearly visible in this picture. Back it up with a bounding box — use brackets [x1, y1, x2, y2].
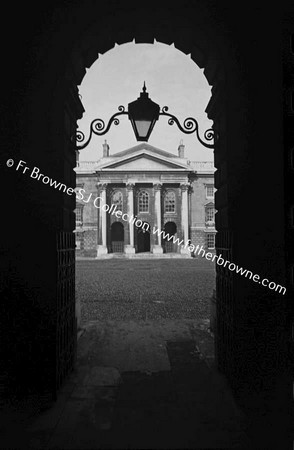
[77, 41, 214, 162]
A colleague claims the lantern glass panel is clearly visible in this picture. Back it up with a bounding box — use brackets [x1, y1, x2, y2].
[134, 120, 151, 138]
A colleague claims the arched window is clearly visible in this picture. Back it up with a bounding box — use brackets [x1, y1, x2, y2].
[164, 191, 176, 213]
[138, 191, 149, 213]
[112, 191, 123, 212]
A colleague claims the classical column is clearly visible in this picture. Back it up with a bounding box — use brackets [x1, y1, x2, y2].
[188, 184, 193, 231]
[181, 183, 190, 255]
[97, 183, 102, 246]
[125, 183, 135, 254]
[97, 182, 108, 257]
[152, 183, 163, 254]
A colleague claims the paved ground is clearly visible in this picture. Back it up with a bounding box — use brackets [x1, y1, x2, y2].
[76, 258, 216, 324]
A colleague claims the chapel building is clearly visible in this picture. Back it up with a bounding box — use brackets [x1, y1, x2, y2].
[74, 141, 216, 257]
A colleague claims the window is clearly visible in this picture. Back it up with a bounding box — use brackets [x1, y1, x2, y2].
[206, 185, 214, 198]
[75, 205, 83, 223]
[164, 191, 176, 213]
[205, 205, 215, 223]
[112, 191, 123, 212]
[207, 233, 215, 249]
[138, 191, 149, 213]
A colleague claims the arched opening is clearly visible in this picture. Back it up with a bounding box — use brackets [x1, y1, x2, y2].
[74, 44, 220, 449]
[136, 226, 151, 253]
[111, 221, 124, 253]
[163, 221, 177, 253]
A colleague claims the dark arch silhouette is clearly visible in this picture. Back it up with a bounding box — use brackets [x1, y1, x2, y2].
[3, 6, 290, 446]
[69, 5, 224, 90]
[42, 7, 252, 405]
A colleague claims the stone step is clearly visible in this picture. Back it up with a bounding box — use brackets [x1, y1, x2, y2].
[94, 252, 191, 259]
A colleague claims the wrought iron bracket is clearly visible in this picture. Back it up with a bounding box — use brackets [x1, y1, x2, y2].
[75, 106, 128, 150]
[159, 106, 215, 149]
[75, 105, 215, 150]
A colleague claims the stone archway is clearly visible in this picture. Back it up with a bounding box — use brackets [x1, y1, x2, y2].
[65, 8, 233, 388]
[61, 7, 270, 389]
[3, 5, 290, 447]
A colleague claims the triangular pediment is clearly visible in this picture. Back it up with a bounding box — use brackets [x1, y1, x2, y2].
[112, 143, 177, 159]
[97, 148, 190, 172]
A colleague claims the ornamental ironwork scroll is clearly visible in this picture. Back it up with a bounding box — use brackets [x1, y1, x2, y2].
[159, 106, 214, 149]
[75, 105, 215, 150]
[75, 106, 128, 150]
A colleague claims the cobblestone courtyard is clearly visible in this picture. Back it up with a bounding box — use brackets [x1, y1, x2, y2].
[76, 258, 216, 324]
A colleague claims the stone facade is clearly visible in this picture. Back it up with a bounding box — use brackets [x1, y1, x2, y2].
[75, 142, 216, 257]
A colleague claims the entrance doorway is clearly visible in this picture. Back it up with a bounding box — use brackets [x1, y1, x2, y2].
[163, 222, 177, 253]
[111, 222, 124, 253]
[137, 227, 151, 252]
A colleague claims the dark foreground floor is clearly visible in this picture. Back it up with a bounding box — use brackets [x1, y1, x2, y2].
[1, 260, 250, 449]
[76, 258, 215, 323]
[11, 320, 250, 449]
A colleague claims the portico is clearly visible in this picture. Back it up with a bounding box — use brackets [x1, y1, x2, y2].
[92, 143, 195, 257]
[96, 180, 192, 256]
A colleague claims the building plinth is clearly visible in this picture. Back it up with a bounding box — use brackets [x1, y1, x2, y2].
[152, 245, 164, 254]
[97, 245, 108, 257]
[124, 245, 135, 254]
[180, 246, 191, 255]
